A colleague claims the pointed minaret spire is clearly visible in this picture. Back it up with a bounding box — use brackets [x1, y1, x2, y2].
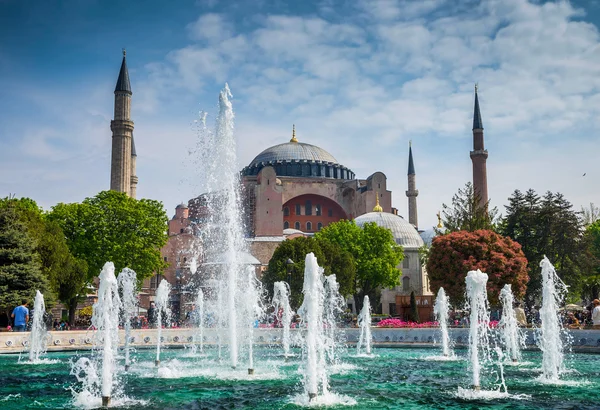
[470, 83, 488, 209]
[405, 141, 419, 229]
[115, 49, 132, 94]
[408, 140, 415, 175]
[473, 83, 483, 130]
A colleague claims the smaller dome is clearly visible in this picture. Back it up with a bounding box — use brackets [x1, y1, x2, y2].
[176, 203, 188, 209]
[354, 212, 424, 249]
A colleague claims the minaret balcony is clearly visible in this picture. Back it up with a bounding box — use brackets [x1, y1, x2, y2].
[405, 189, 419, 197]
[470, 149, 488, 159]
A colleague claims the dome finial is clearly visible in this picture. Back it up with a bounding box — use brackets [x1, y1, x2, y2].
[373, 195, 383, 212]
[290, 124, 298, 143]
[436, 211, 443, 228]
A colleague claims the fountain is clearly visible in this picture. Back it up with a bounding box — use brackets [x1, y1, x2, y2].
[498, 284, 522, 363]
[299, 253, 328, 402]
[323, 274, 345, 365]
[357, 295, 372, 355]
[243, 266, 264, 375]
[192, 84, 248, 370]
[433, 287, 453, 358]
[465, 269, 491, 391]
[28, 290, 48, 362]
[94, 262, 122, 407]
[117, 268, 137, 371]
[538, 256, 568, 382]
[194, 288, 204, 354]
[216, 282, 224, 361]
[154, 279, 172, 367]
[272, 281, 293, 358]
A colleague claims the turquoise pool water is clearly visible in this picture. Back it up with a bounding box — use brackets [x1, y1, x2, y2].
[1, 347, 599, 409]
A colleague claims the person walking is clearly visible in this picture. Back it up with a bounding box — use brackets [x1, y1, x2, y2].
[11, 300, 29, 332]
[592, 299, 600, 328]
[147, 302, 157, 328]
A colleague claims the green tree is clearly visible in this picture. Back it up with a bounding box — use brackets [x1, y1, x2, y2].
[263, 236, 355, 310]
[500, 190, 590, 303]
[583, 220, 600, 300]
[426, 230, 528, 306]
[0, 205, 50, 322]
[48, 190, 169, 283]
[316, 220, 403, 313]
[437, 182, 499, 234]
[409, 291, 420, 322]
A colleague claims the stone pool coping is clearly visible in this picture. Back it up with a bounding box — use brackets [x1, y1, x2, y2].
[1, 327, 599, 354]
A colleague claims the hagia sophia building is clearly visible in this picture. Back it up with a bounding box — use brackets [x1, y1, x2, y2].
[109, 53, 489, 318]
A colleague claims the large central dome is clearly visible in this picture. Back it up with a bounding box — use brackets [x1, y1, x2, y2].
[241, 135, 355, 180]
[250, 141, 339, 165]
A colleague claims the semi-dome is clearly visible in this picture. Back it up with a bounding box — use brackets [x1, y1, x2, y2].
[354, 212, 424, 249]
[241, 132, 355, 180]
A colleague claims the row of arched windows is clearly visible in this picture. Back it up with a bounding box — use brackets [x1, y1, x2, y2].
[283, 203, 331, 217]
[284, 221, 323, 232]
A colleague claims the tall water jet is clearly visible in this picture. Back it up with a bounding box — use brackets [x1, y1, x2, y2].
[323, 274, 345, 365]
[195, 288, 204, 354]
[357, 295, 372, 355]
[93, 262, 122, 407]
[243, 266, 263, 375]
[117, 268, 137, 371]
[191, 84, 247, 370]
[433, 287, 452, 357]
[538, 256, 568, 382]
[465, 270, 491, 390]
[299, 253, 328, 401]
[216, 282, 224, 361]
[154, 279, 172, 367]
[28, 290, 48, 362]
[498, 284, 522, 363]
[272, 281, 293, 357]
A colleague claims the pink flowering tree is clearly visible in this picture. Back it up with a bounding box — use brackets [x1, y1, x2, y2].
[426, 230, 528, 306]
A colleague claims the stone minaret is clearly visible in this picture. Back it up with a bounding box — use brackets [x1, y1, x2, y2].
[470, 84, 488, 208]
[405, 141, 418, 229]
[130, 134, 138, 198]
[110, 50, 134, 196]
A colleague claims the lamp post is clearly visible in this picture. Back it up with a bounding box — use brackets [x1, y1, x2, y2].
[286, 258, 294, 295]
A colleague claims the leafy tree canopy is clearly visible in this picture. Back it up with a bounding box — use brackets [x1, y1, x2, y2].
[263, 236, 355, 310]
[47, 190, 169, 283]
[316, 220, 403, 312]
[426, 229, 528, 306]
[437, 182, 499, 234]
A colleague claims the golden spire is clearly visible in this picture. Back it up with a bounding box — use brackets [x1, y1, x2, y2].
[290, 124, 298, 143]
[373, 195, 383, 212]
[436, 211, 443, 228]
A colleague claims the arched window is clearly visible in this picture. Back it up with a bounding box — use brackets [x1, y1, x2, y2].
[180, 228, 184, 233]
[283, 207, 290, 216]
[403, 276, 410, 291]
[403, 256, 410, 269]
[283, 221, 289, 230]
[306, 221, 312, 231]
[295, 204, 301, 215]
[315, 204, 322, 216]
[317, 222, 323, 231]
[294, 221, 300, 230]
[305, 200, 312, 216]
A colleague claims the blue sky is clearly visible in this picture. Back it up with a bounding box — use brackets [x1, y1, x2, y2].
[1, 0, 599, 229]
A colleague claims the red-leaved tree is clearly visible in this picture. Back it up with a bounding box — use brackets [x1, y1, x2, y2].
[426, 230, 528, 306]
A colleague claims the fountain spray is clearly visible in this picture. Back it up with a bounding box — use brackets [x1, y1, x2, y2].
[92, 262, 122, 407]
[538, 256, 568, 381]
[272, 281, 293, 358]
[299, 253, 328, 401]
[498, 284, 522, 363]
[117, 268, 137, 371]
[28, 290, 48, 362]
[434, 287, 452, 357]
[195, 288, 204, 354]
[154, 279, 172, 367]
[243, 266, 264, 375]
[465, 269, 491, 390]
[323, 274, 345, 365]
[357, 295, 372, 355]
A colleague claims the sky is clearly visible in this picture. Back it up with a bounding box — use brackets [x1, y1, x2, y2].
[0, 0, 599, 230]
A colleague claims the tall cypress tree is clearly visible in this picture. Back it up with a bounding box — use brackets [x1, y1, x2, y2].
[0, 205, 49, 322]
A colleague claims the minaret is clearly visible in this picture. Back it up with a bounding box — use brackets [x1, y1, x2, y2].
[130, 134, 138, 198]
[110, 49, 134, 196]
[470, 84, 488, 208]
[405, 141, 418, 229]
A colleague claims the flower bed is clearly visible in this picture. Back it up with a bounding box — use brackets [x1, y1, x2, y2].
[377, 319, 438, 328]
